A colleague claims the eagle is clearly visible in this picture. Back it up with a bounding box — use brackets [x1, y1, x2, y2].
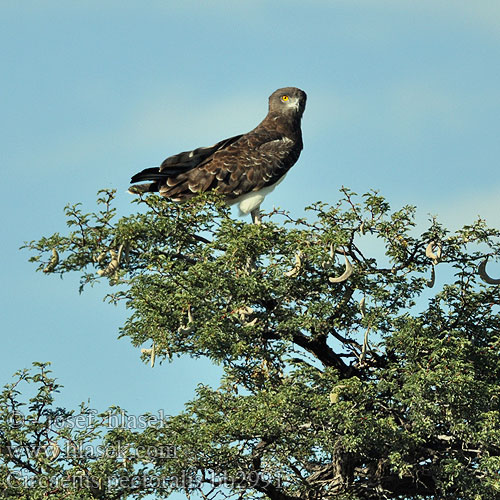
[129, 87, 307, 224]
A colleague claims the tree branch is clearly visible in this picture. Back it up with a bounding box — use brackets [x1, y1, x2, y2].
[263, 330, 356, 378]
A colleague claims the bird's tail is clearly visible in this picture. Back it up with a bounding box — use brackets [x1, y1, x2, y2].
[129, 166, 164, 194]
[130, 166, 167, 183]
[128, 182, 159, 195]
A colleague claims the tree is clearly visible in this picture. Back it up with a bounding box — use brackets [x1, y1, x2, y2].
[2, 189, 500, 499]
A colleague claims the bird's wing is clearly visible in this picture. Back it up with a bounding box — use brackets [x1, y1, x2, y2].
[130, 134, 244, 184]
[180, 131, 300, 199]
[130, 129, 300, 201]
[159, 134, 244, 173]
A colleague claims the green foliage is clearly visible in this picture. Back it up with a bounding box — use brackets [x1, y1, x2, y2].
[8, 189, 500, 499]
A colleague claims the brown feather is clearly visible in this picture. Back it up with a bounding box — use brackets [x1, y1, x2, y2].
[129, 87, 307, 210]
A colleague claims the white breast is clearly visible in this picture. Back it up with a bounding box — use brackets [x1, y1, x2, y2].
[229, 174, 288, 215]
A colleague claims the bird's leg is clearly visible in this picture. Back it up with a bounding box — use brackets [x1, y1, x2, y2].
[251, 208, 262, 225]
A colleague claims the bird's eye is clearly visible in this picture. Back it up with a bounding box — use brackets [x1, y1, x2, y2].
[281, 95, 289, 102]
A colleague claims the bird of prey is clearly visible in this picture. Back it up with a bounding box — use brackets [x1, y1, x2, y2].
[129, 87, 307, 224]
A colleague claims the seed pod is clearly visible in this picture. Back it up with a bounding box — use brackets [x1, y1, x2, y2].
[43, 249, 59, 273]
[329, 391, 339, 404]
[233, 305, 254, 320]
[244, 318, 258, 327]
[359, 297, 366, 318]
[97, 251, 118, 276]
[97, 244, 124, 277]
[360, 326, 371, 364]
[329, 385, 346, 404]
[232, 305, 257, 327]
[261, 359, 270, 376]
[94, 251, 107, 264]
[329, 254, 353, 283]
[425, 241, 442, 263]
[426, 264, 436, 288]
[178, 307, 194, 334]
[150, 344, 156, 367]
[123, 241, 131, 265]
[284, 251, 303, 278]
[321, 243, 335, 270]
[47, 442, 60, 461]
[141, 344, 156, 367]
[478, 259, 500, 285]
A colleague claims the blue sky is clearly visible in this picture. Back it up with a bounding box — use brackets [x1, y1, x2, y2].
[2, 0, 500, 491]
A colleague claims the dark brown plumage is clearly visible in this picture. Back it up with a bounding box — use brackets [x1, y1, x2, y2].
[129, 87, 307, 223]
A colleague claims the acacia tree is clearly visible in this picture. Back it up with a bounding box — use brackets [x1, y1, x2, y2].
[2, 189, 500, 499]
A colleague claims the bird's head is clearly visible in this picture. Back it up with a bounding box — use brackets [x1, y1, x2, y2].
[268, 87, 307, 118]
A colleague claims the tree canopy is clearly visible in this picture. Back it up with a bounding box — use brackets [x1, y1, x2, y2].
[2, 189, 500, 499]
